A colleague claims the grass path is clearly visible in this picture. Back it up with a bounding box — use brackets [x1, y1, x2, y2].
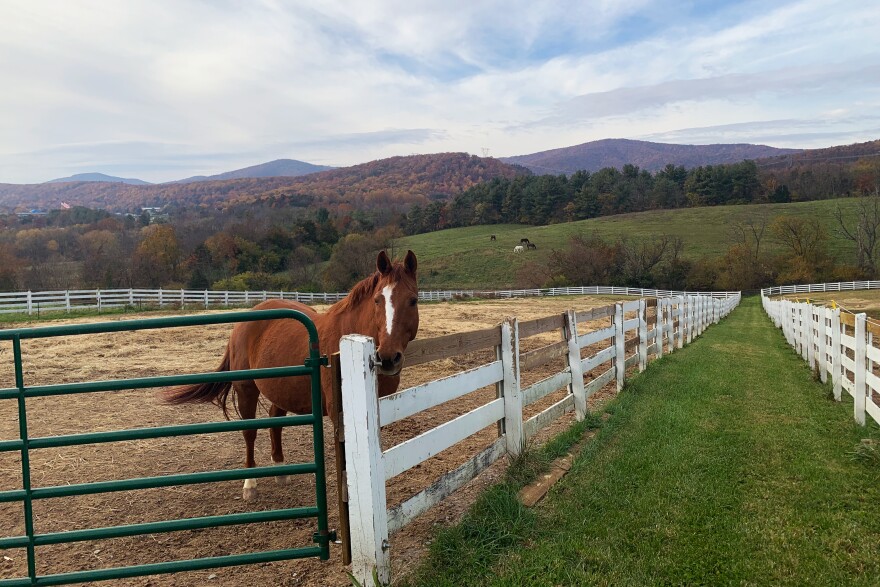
[407, 297, 880, 586]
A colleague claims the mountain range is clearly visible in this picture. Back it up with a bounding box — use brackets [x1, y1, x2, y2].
[45, 172, 152, 185]
[501, 139, 801, 174]
[172, 158, 334, 183]
[2, 138, 876, 213]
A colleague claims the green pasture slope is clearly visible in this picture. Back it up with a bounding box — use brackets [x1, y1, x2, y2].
[404, 298, 880, 586]
[398, 198, 863, 288]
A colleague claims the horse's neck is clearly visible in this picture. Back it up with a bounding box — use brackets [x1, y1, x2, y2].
[316, 301, 373, 352]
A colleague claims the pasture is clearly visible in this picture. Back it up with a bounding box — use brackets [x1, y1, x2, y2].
[0, 294, 631, 586]
[398, 198, 867, 288]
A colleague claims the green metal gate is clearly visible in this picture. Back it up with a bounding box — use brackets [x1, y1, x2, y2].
[0, 309, 333, 586]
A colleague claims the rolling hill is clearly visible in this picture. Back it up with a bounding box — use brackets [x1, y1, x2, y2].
[502, 139, 800, 175]
[398, 198, 863, 288]
[45, 172, 151, 185]
[174, 158, 333, 183]
[0, 153, 527, 212]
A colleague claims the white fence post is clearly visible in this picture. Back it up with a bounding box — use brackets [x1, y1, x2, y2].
[638, 299, 648, 372]
[564, 310, 587, 420]
[158, 288, 164, 307]
[26, 290, 32, 315]
[614, 302, 625, 392]
[340, 334, 390, 585]
[129, 288, 134, 306]
[65, 290, 71, 313]
[500, 318, 524, 455]
[96, 289, 102, 311]
[656, 299, 664, 360]
[854, 313, 867, 426]
[807, 305, 816, 371]
[204, 290, 209, 309]
[818, 306, 828, 384]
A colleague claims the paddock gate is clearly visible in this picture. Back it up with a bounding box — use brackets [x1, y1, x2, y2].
[340, 293, 741, 584]
[0, 310, 333, 586]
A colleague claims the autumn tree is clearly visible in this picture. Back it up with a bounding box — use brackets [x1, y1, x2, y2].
[322, 233, 382, 290]
[132, 225, 181, 287]
[770, 215, 832, 283]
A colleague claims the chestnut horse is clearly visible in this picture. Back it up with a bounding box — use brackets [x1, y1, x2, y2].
[164, 250, 419, 499]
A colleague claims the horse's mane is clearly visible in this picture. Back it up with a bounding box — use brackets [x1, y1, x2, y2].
[328, 264, 411, 316]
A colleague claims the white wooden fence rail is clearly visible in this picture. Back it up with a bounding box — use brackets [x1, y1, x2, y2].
[341, 292, 741, 584]
[0, 286, 740, 315]
[761, 280, 880, 297]
[762, 294, 880, 428]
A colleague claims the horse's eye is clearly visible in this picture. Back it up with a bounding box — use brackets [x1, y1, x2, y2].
[374, 296, 381, 305]
[409, 298, 418, 307]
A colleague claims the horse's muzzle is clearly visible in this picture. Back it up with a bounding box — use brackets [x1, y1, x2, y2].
[374, 351, 403, 376]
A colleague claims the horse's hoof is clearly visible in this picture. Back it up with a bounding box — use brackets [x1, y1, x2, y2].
[276, 475, 293, 486]
[242, 487, 259, 501]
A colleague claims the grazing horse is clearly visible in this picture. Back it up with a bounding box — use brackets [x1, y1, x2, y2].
[164, 250, 419, 500]
[526, 242, 537, 250]
[513, 245, 525, 253]
[520, 238, 530, 245]
[490, 234, 496, 241]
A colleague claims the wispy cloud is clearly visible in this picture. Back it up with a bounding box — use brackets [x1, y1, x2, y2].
[0, 0, 879, 182]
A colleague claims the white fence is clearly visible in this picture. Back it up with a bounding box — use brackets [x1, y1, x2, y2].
[761, 280, 880, 297]
[0, 286, 740, 315]
[762, 294, 880, 428]
[340, 292, 741, 584]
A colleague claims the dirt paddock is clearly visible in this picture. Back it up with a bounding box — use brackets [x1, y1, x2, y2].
[0, 295, 637, 586]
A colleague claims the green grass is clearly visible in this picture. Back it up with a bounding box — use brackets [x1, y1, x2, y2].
[403, 297, 880, 586]
[399, 198, 865, 288]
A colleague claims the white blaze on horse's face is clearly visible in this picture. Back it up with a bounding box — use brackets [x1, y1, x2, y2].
[382, 283, 396, 336]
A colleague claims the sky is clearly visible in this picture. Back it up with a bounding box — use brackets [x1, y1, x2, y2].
[1, 0, 879, 184]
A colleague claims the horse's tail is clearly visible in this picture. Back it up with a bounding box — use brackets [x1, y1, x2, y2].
[162, 345, 236, 419]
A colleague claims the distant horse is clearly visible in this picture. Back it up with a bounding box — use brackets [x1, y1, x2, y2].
[165, 250, 420, 500]
[514, 245, 525, 253]
[526, 242, 537, 250]
[490, 234, 496, 241]
[520, 238, 530, 245]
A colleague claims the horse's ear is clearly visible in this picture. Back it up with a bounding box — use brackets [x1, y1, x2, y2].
[377, 250, 392, 275]
[404, 250, 417, 275]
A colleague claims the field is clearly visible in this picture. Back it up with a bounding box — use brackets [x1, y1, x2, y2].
[0, 295, 630, 587]
[398, 198, 865, 288]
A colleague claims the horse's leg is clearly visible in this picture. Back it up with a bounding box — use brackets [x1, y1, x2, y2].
[269, 404, 292, 485]
[237, 381, 260, 501]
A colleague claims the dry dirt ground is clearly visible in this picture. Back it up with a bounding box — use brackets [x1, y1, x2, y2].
[0, 295, 644, 586]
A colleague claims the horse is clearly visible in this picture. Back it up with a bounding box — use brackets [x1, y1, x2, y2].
[526, 242, 537, 250]
[513, 245, 525, 253]
[490, 234, 496, 241]
[520, 238, 530, 245]
[164, 250, 419, 500]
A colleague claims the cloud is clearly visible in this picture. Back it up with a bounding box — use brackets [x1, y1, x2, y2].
[1, 0, 879, 182]
[537, 63, 880, 127]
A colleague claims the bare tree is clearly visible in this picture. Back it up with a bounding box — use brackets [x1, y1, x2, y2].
[619, 235, 670, 286]
[834, 196, 880, 277]
[730, 214, 769, 262]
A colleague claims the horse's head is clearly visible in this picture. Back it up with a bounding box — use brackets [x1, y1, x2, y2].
[371, 250, 419, 376]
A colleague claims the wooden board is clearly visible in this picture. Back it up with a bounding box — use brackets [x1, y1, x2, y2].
[521, 340, 568, 371]
[383, 398, 505, 480]
[329, 354, 351, 565]
[518, 313, 565, 339]
[404, 326, 501, 367]
[379, 360, 503, 426]
[524, 394, 574, 439]
[575, 305, 614, 322]
[387, 438, 506, 534]
[522, 369, 572, 407]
